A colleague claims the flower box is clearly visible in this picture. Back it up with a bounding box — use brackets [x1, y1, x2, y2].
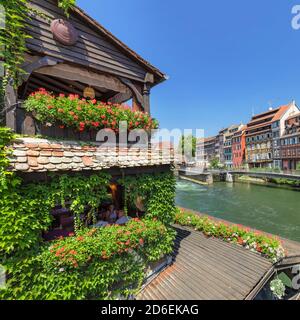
[18, 88, 159, 143]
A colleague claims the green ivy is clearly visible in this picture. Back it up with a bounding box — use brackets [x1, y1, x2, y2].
[1, 219, 175, 300]
[0, 129, 177, 299]
[120, 171, 177, 225]
[0, 171, 111, 259]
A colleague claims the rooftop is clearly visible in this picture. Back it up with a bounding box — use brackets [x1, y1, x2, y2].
[8, 138, 177, 173]
[138, 225, 272, 300]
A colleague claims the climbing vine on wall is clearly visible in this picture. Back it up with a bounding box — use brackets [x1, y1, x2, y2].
[0, 129, 111, 259]
[120, 171, 177, 225]
[0, 0, 76, 93]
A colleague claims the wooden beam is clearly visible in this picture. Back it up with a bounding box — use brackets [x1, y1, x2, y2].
[119, 77, 144, 109]
[21, 56, 61, 82]
[56, 78, 105, 98]
[143, 83, 151, 115]
[4, 79, 17, 131]
[144, 72, 154, 84]
[132, 95, 143, 112]
[108, 92, 132, 104]
[33, 73, 83, 96]
[30, 78, 75, 96]
[34, 63, 129, 93]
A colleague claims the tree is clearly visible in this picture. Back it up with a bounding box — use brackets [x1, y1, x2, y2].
[178, 135, 197, 159]
[209, 157, 220, 169]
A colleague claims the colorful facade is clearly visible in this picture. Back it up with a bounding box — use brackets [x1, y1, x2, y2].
[232, 126, 246, 168]
[224, 124, 244, 168]
[280, 112, 300, 170]
[246, 106, 286, 168]
[271, 102, 299, 168]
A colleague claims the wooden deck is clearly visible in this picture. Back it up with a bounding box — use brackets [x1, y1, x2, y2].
[138, 225, 273, 300]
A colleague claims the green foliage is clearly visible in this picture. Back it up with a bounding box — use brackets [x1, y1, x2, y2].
[0, 0, 30, 90]
[58, 0, 76, 16]
[209, 157, 220, 169]
[0, 0, 76, 92]
[0, 130, 111, 259]
[0, 126, 177, 300]
[297, 163, 300, 171]
[269, 177, 300, 187]
[270, 277, 286, 300]
[175, 209, 285, 262]
[120, 172, 177, 225]
[25, 88, 158, 132]
[0, 171, 111, 259]
[1, 219, 175, 300]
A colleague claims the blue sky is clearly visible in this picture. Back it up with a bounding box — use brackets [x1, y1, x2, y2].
[77, 0, 300, 136]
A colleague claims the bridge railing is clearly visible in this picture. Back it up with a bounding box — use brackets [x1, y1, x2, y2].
[229, 168, 300, 176]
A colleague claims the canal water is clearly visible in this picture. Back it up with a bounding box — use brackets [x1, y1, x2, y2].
[176, 179, 300, 242]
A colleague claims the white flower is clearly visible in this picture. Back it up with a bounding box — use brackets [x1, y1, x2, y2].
[59, 268, 65, 273]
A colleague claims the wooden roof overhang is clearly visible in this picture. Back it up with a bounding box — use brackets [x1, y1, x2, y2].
[5, 0, 168, 132]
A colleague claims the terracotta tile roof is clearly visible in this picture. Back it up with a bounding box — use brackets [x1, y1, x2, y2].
[8, 138, 178, 173]
[272, 105, 289, 121]
[246, 105, 290, 132]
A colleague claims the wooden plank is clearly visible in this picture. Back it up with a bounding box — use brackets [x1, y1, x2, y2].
[26, 42, 144, 83]
[26, 22, 147, 75]
[26, 12, 144, 69]
[4, 81, 17, 131]
[176, 229, 271, 271]
[33, 63, 130, 94]
[138, 225, 273, 300]
[26, 36, 145, 79]
[120, 77, 144, 108]
[33, 73, 83, 96]
[28, 1, 147, 74]
[108, 92, 132, 104]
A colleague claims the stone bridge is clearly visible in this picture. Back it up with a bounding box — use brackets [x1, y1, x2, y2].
[178, 167, 300, 183]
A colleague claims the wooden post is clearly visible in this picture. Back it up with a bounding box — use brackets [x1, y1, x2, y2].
[132, 95, 143, 112]
[143, 83, 151, 115]
[4, 79, 17, 131]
